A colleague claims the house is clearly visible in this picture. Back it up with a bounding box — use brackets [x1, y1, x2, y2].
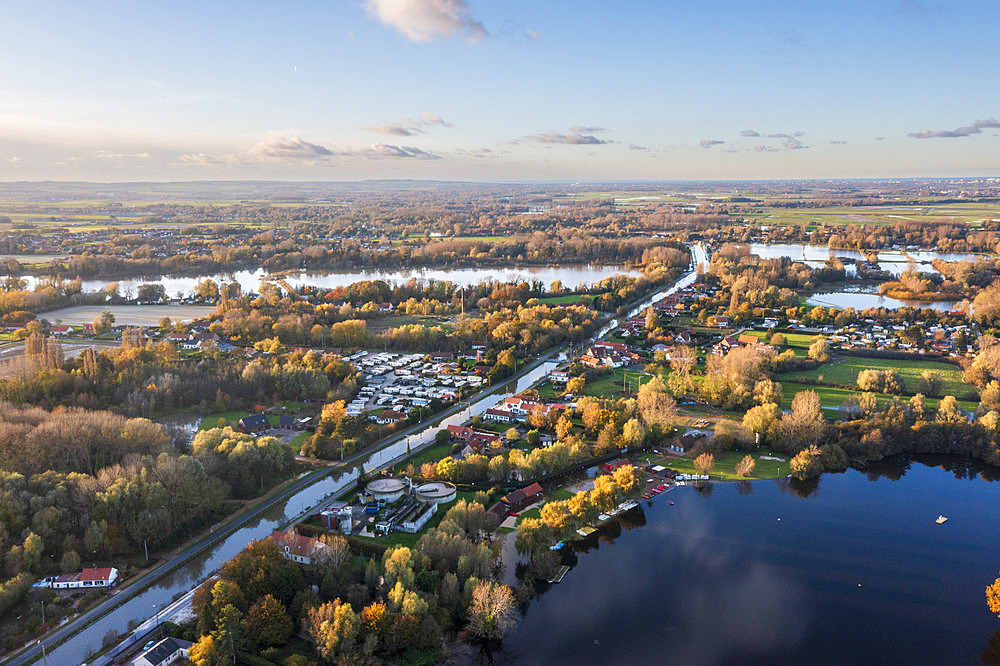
[378, 302, 394, 312]
[278, 415, 296, 429]
[238, 413, 270, 434]
[484, 408, 514, 423]
[500, 482, 544, 513]
[712, 315, 731, 328]
[549, 370, 570, 383]
[579, 343, 638, 369]
[166, 332, 194, 342]
[737, 333, 759, 346]
[487, 502, 509, 522]
[39, 567, 119, 590]
[471, 341, 489, 351]
[131, 637, 193, 666]
[48, 325, 71, 336]
[375, 409, 407, 425]
[503, 395, 543, 415]
[470, 431, 501, 449]
[447, 425, 474, 440]
[669, 433, 704, 454]
[271, 530, 324, 565]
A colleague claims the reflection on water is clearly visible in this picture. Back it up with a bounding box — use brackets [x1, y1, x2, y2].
[807, 290, 958, 312]
[49, 357, 562, 663]
[748, 243, 985, 278]
[504, 462, 1000, 665]
[11, 264, 640, 297]
[48, 247, 702, 662]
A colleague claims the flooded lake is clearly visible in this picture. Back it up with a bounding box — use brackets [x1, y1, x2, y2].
[807, 290, 959, 312]
[504, 460, 1000, 665]
[748, 244, 985, 277]
[10, 264, 641, 298]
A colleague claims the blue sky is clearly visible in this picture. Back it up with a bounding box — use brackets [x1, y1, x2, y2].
[1, 0, 998, 181]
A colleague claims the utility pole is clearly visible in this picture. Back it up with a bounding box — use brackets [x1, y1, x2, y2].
[40, 602, 47, 666]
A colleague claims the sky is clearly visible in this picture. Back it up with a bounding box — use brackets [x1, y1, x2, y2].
[1, 0, 998, 182]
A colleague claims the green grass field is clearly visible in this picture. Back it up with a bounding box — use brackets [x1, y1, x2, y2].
[778, 381, 978, 416]
[289, 432, 309, 455]
[581, 367, 653, 399]
[538, 294, 587, 305]
[644, 449, 787, 481]
[405, 441, 454, 469]
[780, 356, 972, 398]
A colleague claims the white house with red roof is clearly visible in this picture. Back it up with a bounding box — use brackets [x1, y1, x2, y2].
[37, 567, 119, 590]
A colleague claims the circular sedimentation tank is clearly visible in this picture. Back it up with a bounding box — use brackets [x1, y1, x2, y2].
[415, 481, 457, 504]
[367, 477, 408, 502]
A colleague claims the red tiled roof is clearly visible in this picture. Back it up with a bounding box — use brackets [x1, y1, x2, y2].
[271, 530, 319, 557]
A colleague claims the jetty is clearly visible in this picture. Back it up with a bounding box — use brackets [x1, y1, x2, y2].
[548, 565, 571, 584]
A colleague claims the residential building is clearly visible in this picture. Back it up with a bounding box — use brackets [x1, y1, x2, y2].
[132, 637, 193, 666]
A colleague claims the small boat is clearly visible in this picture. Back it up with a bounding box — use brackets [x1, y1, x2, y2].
[641, 494, 651, 499]
[667, 500, 674, 506]
[935, 515, 948, 524]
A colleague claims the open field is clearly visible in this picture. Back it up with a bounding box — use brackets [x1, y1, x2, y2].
[778, 381, 978, 415]
[40, 304, 216, 325]
[538, 293, 587, 305]
[581, 367, 653, 399]
[780, 356, 972, 398]
[744, 201, 1000, 228]
[1, 254, 70, 264]
[644, 449, 787, 481]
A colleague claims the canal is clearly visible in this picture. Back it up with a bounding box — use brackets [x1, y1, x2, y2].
[44, 243, 707, 664]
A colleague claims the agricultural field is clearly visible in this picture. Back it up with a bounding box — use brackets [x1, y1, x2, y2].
[745, 201, 1000, 228]
[0, 254, 70, 264]
[38, 304, 216, 326]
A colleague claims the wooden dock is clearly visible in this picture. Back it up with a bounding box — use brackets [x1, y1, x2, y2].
[548, 565, 571, 584]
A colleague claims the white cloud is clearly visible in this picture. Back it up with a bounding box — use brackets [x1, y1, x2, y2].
[363, 112, 454, 136]
[530, 130, 609, 145]
[365, 0, 488, 43]
[908, 118, 1000, 139]
[95, 150, 151, 160]
[176, 135, 440, 168]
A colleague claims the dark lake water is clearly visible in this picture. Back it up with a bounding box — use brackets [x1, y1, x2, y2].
[503, 459, 1000, 665]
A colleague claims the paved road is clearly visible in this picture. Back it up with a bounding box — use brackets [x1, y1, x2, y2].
[4, 245, 704, 665]
[3, 467, 331, 666]
[1, 349, 560, 666]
